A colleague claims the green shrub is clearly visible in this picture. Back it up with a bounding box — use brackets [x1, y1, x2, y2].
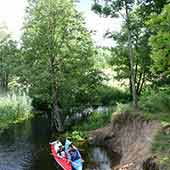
[139, 88, 170, 113]
[152, 130, 170, 170]
[0, 92, 33, 129]
[115, 102, 132, 114]
[96, 85, 131, 106]
[67, 130, 86, 142]
[74, 107, 114, 131]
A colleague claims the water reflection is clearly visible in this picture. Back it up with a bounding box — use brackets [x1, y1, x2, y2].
[91, 147, 112, 170]
[0, 116, 55, 170]
[0, 115, 115, 170]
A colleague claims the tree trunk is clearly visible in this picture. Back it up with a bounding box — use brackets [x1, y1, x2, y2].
[125, 0, 138, 108]
[136, 71, 143, 95]
[138, 71, 145, 96]
[49, 57, 64, 132]
[51, 90, 64, 132]
[0, 71, 8, 94]
[4, 72, 8, 92]
[128, 32, 138, 108]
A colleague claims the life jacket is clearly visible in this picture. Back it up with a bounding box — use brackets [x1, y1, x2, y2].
[69, 149, 80, 162]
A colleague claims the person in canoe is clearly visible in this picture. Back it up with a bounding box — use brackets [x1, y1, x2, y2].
[50, 140, 61, 151]
[50, 140, 72, 170]
[50, 140, 66, 158]
[65, 139, 84, 170]
[57, 145, 67, 159]
[67, 144, 82, 162]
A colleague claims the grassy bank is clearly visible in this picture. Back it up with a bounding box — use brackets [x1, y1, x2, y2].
[111, 102, 170, 169]
[138, 88, 170, 169]
[0, 93, 33, 133]
[144, 112, 170, 169]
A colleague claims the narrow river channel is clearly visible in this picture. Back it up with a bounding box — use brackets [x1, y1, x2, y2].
[0, 115, 114, 170]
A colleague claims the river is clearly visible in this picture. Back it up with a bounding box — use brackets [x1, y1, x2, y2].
[0, 115, 115, 170]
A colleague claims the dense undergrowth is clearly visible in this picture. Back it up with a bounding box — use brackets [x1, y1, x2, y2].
[70, 86, 130, 134]
[152, 130, 170, 170]
[61, 106, 115, 145]
[73, 107, 114, 131]
[96, 85, 131, 106]
[145, 111, 170, 169]
[138, 87, 170, 169]
[0, 93, 33, 132]
[139, 87, 170, 113]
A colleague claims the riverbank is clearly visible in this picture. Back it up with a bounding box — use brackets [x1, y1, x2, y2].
[87, 107, 170, 170]
[144, 112, 170, 170]
[0, 113, 34, 134]
[88, 111, 161, 170]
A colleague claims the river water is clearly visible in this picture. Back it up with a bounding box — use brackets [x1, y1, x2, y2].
[0, 115, 115, 170]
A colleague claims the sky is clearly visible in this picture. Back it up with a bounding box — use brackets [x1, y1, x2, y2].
[0, 0, 26, 40]
[0, 0, 122, 47]
[76, 0, 123, 47]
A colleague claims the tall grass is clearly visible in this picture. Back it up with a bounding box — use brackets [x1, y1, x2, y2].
[0, 92, 32, 130]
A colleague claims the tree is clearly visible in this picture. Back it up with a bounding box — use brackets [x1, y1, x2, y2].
[92, 0, 138, 107]
[138, 0, 169, 16]
[0, 38, 19, 93]
[21, 0, 101, 131]
[107, 10, 152, 97]
[147, 4, 170, 80]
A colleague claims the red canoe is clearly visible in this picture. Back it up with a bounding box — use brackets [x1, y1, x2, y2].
[50, 144, 72, 170]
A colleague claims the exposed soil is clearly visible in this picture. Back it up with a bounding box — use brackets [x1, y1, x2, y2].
[88, 112, 161, 170]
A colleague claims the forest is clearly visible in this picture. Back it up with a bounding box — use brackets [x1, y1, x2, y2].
[0, 0, 170, 170]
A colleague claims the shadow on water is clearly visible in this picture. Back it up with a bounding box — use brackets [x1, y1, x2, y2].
[0, 115, 55, 170]
[0, 115, 119, 170]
